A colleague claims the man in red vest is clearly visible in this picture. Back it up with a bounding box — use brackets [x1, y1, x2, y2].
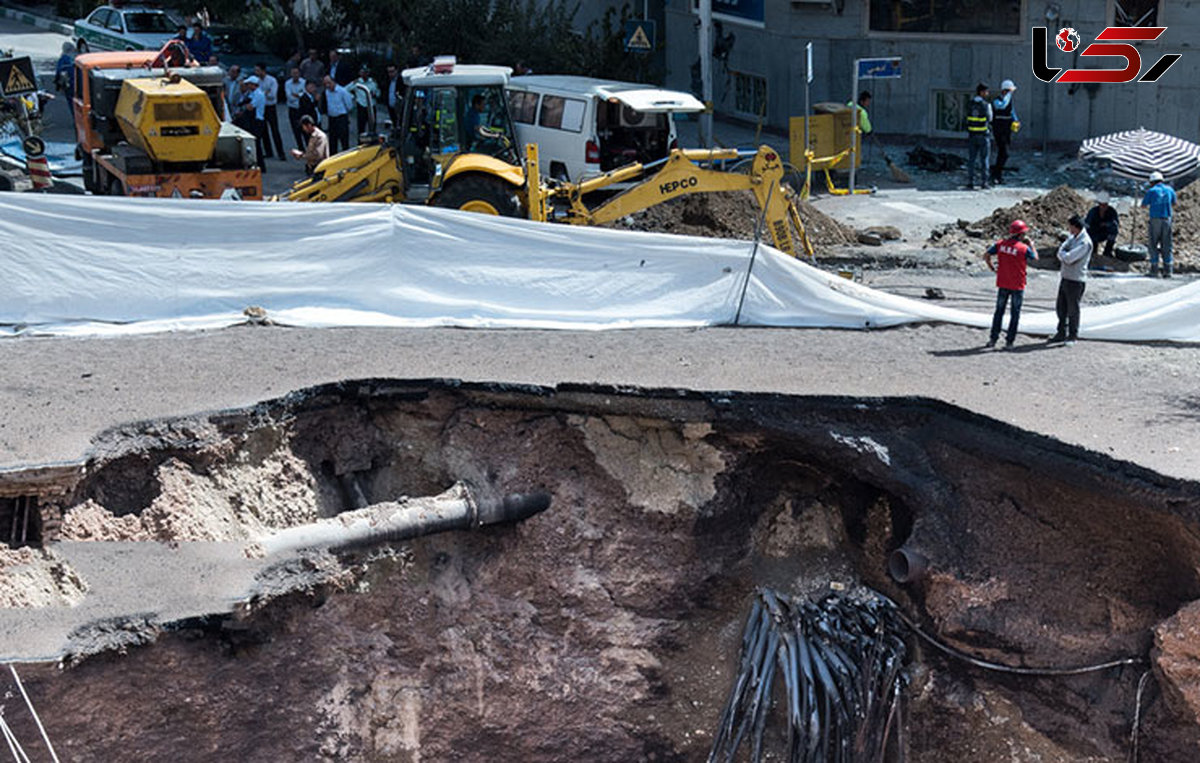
[984, 219, 1039, 349]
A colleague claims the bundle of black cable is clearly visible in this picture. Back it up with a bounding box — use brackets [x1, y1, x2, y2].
[708, 588, 909, 763]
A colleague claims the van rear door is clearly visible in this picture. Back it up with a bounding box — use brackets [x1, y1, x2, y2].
[594, 87, 704, 171]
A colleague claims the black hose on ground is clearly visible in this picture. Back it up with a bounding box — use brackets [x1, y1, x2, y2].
[894, 608, 1145, 676]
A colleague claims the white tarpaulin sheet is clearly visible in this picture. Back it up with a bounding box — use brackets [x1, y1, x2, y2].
[1, 193, 1198, 343]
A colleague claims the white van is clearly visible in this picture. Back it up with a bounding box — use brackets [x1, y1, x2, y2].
[505, 75, 704, 182]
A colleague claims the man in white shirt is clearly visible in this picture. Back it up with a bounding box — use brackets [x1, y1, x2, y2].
[254, 63, 284, 160]
[350, 65, 380, 136]
[322, 75, 354, 154]
[284, 66, 307, 151]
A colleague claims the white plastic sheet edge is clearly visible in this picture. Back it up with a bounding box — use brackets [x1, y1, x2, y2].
[1, 194, 1198, 343]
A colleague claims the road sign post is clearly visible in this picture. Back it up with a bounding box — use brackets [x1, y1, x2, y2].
[0, 56, 38, 97]
[849, 57, 902, 193]
[804, 42, 812, 160]
[698, 0, 712, 147]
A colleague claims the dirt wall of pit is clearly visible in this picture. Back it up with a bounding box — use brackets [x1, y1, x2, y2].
[4, 380, 1200, 762]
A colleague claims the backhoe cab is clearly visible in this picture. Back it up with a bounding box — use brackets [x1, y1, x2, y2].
[282, 57, 812, 259]
[285, 57, 524, 212]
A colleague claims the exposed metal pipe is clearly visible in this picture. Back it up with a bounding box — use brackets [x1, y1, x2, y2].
[258, 482, 550, 557]
[887, 546, 928, 583]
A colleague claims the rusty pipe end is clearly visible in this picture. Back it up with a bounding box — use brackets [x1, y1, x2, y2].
[476, 491, 551, 526]
[888, 547, 928, 584]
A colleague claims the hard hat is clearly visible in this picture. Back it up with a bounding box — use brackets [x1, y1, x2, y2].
[1149, 170, 1164, 182]
[1009, 219, 1029, 235]
[244, 75, 260, 85]
[1000, 79, 1016, 91]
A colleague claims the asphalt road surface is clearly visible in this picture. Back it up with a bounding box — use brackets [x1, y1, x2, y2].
[1, 323, 1197, 483]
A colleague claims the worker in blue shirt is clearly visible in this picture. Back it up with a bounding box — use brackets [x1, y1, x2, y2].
[1141, 170, 1177, 277]
[322, 75, 354, 154]
[990, 79, 1019, 185]
[186, 22, 212, 63]
[241, 76, 267, 171]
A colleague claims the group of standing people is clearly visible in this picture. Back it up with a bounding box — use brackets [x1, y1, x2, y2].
[221, 48, 406, 175]
[964, 80, 1021, 190]
[984, 172, 1179, 348]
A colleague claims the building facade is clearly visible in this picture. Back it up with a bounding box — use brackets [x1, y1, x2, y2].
[653, 0, 1198, 144]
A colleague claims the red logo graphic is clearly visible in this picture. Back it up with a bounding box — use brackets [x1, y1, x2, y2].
[1033, 27, 1181, 84]
[1056, 28, 1080, 52]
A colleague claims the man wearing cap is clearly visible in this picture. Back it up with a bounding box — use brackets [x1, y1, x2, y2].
[984, 219, 1039, 349]
[291, 115, 328, 175]
[1084, 195, 1120, 261]
[1141, 170, 1177, 277]
[240, 75, 267, 171]
[990, 79, 1019, 185]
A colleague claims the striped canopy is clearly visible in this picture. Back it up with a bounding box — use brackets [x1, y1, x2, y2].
[1079, 128, 1200, 181]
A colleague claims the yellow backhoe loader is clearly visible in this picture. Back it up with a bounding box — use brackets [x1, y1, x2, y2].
[283, 57, 812, 258]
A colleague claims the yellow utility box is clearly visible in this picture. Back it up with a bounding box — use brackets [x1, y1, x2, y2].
[115, 77, 220, 163]
[789, 105, 861, 172]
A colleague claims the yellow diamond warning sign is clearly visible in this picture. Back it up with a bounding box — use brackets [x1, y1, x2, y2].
[0, 56, 37, 96]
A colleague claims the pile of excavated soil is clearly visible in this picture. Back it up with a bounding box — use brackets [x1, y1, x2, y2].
[605, 191, 859, 247]
[970, 185, 1090, 239]
[0, 548, 87, 608]
[929, 184, 1200, 272]
[60, 449, 330, 543]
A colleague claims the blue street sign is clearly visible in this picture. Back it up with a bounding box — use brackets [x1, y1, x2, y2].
[856, 58, 903, 79]
[624, 20, 656, 53]
[693, 0, 765, 25]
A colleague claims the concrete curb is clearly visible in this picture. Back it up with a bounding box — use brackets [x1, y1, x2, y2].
[0, 4, 73, 36]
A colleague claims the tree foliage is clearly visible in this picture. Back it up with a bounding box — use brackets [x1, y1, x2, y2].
[198, 0, 657, 82]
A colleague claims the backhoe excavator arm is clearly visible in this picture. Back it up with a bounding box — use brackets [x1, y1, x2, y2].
[551, 146, 813, 259]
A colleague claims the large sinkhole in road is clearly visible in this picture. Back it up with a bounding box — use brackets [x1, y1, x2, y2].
[4, 379, 1200, 762]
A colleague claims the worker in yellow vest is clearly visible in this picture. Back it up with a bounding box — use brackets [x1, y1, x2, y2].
[965, 82, 992, 190]
[848, 90, 872, 136]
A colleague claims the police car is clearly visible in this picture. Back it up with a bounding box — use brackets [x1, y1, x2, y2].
[74, 5, 177, 53]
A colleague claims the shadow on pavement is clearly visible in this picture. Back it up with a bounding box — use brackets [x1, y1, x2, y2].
[929, 339, 1061, 357]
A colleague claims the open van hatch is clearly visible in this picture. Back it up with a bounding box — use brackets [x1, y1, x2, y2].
[596, 87, 705, 114]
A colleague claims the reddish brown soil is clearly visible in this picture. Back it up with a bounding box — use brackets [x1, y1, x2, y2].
[4, 382, 1200, 762]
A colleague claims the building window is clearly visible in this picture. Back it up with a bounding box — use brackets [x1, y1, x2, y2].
[732, 71, 767, 119]
[869, 0, 1022, 35]
[1113, 0, 1159, 25]
[932, 89, 974, 134]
